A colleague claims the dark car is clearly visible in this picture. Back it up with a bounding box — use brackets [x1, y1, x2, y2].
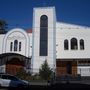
[0, 73, 29, 88]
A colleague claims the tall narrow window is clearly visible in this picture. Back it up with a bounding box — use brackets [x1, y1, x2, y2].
[80, 39, 84, 50]
[71, 38, 78, 50]
[10, 42, 13, 51]
[19, 42, 21, 51]
[14, 40, 18, 51]
[64, 39, 69, 50]
[40, 15, 48, 56]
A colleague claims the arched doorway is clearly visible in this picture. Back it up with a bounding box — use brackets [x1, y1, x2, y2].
[6, 58, 24, 75]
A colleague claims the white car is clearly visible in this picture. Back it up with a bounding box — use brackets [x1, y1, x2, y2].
[0, 73, 29, 88]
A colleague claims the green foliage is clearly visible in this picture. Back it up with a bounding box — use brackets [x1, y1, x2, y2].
[39, 60, 53, 80]
[0, 20, 7, 30]
[31, 73, 42, 80]
[15, 68, 31, 81]
[16, 60, 54, 81]
[15, 69, 42, 81]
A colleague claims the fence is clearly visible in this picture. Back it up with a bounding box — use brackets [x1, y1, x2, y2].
[78, 67, 90, 76]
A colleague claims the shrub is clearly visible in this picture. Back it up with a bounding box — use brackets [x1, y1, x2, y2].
[39, 60, 53, 80]
[15, 68, 31, 81]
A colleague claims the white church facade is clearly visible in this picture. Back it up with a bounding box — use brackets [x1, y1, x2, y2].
[0, 7, 90, 76]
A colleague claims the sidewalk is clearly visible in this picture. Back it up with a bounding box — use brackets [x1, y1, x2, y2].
[29, 80, 50, 86]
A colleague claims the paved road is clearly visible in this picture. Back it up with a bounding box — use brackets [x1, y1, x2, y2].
[1, 83, 90, 90]
[0, 88, 9, 90]
[0, 88, 30, 90]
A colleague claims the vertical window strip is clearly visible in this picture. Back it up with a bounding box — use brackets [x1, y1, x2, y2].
[80, 39, 84, 50]
[19, 42, 21, 51]
[10, 42, 13, 51]
[14, 40, 18, 51]
[64, 39, 69, 50]
[40, 15, 48, 56]
[71, 38, 78, 50]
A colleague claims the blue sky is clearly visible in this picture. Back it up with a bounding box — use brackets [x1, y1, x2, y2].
[0, 0, 90, 30]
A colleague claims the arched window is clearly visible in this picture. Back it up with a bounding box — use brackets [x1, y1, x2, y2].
[64, 39, 69, 50]
[80, 39, 84, 50]
[10, 42, 13, 51]
[14, 40, 18, 51]
[40, 15, 48, 56]
[71, 38, 78, 50]
[19, 42, 21, 51]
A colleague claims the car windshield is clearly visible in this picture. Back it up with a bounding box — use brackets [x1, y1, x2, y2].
[7, 75, 19, 81]
[1, 75, 19, 81]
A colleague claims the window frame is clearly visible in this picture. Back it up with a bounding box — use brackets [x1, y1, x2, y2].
[14, 40, 18, 51]
[80, 39, 84, 50]
[64, 39, 69, 50]
[39, 15, 48, 56]
[71, 38, 78, 50]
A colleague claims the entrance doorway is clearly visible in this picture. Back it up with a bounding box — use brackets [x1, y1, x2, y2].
[56, 60, 77, 76]
[6, 58, 24, 75]
[67, 61, 72, 74]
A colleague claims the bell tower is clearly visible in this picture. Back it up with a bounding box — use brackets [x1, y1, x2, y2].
[32, 7, 56, 73]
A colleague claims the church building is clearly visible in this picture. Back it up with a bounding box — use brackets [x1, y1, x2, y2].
[0, 6, 90, 76]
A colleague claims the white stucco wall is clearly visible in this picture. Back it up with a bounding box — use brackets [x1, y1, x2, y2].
[0, 65, 5, 73]
[28, 33, 32, 58]
[3, 28, 30, 57]
[56, 22, 90, 59]
[0, 35, 4, 54]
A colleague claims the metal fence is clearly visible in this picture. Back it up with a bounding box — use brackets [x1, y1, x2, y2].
[78, 68, 90, 76]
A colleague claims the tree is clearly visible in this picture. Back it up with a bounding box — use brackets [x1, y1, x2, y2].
[0, 20, 7, 34]
[39, 60, 53, 80]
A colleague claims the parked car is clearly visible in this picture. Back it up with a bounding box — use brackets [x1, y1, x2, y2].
[0, 73, 29, 88]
